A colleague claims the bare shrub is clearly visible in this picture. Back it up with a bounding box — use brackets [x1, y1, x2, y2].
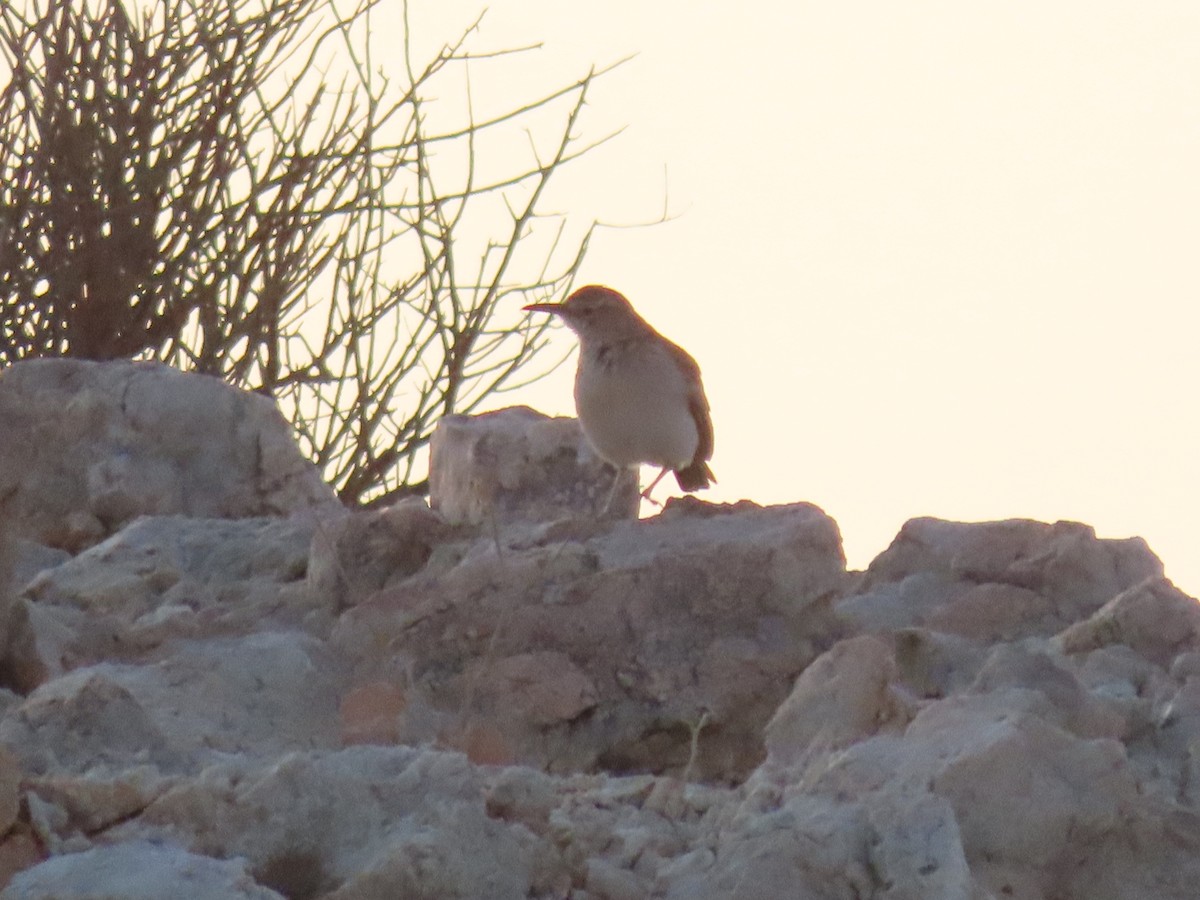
[0, 0, 616, 503]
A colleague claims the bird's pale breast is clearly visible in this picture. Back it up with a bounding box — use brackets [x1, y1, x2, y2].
[574, 341, 698, 470]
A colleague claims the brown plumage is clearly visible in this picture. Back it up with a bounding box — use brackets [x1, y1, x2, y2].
[525, 285, 715, 500]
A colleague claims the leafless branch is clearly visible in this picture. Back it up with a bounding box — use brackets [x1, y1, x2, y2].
[0, 0, 624, 504]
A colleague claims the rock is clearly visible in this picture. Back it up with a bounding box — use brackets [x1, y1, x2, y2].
[484, 766, 561, 833]
[0, 841, 285, 900]
[0, 359, 337, 551]
[110, 747, 548, 900]
[865, 791, 974, 900]
[836, 571, 964, 634]
[0, 540, 73, 688]
[585, 857, 647, 900]
[806, 692, 1142, 897]
[4, 380, 1200, 900]
[711, 663, 1145, 899]
[891, 628, 986, 700]
[659, 793, 874, 900]
[0, 669, 181, 776]
[8, 542, 68, 598]
[0, 747, 21, 838]
[25, 770, 172, 846]
[764, 635, 908, 766]
[305, 498, 453, 611]
[429, 406, 639, 524]
[1075, 643, 1162, 736]
[333, 499, 847, 781]
[867, 518, 1161, 600]
[1056, 576, 1200, 667]
[0, 833, 43, 895]
[339, 681, 408, 746]
[924, 710, 1132, 868]
[970, 642, 1127, 740]
[0, 632, 343, 776]
[925, 582, 1055, 643]
[839, 518, 1163, 642]
[6, 515, 332, 690]
[1067, 807, 1200, 900]
[464, 650, 599, 727]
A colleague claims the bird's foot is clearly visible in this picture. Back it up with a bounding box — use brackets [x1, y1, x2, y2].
[638, 487, 664, 508]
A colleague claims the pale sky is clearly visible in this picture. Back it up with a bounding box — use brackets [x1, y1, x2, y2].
[399, 1, 1200, 595]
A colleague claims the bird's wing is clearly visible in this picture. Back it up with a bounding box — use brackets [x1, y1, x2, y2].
[688, 392, 714, 464]
[664, 339, 713, 463]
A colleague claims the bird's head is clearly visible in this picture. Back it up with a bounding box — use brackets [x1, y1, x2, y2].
[524, 285, 650, 343]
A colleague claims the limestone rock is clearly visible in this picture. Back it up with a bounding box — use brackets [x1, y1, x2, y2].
[0, 669, 182, 776]
[912, 701, 1134, 869]
[5, 515, 331, 691]
[333, 499, 847, 781]
[0, 833, 43, 898]
[891, 628, 987, 699]
[764, 635, 909, 766]
[866, 791, 975, 900]
[429, 406, 639, 524]
[339, 681, 409, 746]
[7, 542, 68, 598]
[305, 498, 453, 611]
[0, 359, 337, 551]
[110, 747, 547, 900]
[839, 517, 1163, 638]
[802, 692, 1146, 898]
[0, 748, 21, 838]
[0, 632, 342, 777]
[970, 642, 1127, 740]
[659, 793, 874, 900]
[0, 842, 285, 900]
[866, 518, 1161, 602]
[2, 387, 1199, 899]
[25, 770, 172, 847]
[1056, 576, 1200, 667]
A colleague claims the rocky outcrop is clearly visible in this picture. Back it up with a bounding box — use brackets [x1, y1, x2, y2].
[332, 497, 847, 781]
[0, 514, 335, 694]
[838, 516, 1163, 639]
[0, 361, 1197, 899]
[0, 359, 338, 552]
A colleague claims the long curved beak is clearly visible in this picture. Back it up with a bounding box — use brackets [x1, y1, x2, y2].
[523, 302, 564, 315]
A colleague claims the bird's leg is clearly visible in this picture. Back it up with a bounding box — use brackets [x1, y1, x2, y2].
[600, 466, 629, 516]
[639, 467, 671, 506]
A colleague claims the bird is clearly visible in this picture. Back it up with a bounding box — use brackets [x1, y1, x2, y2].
[524, 285, 714, 509]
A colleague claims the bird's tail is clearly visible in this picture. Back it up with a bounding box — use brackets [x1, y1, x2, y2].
[674, 460, 715, 492]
